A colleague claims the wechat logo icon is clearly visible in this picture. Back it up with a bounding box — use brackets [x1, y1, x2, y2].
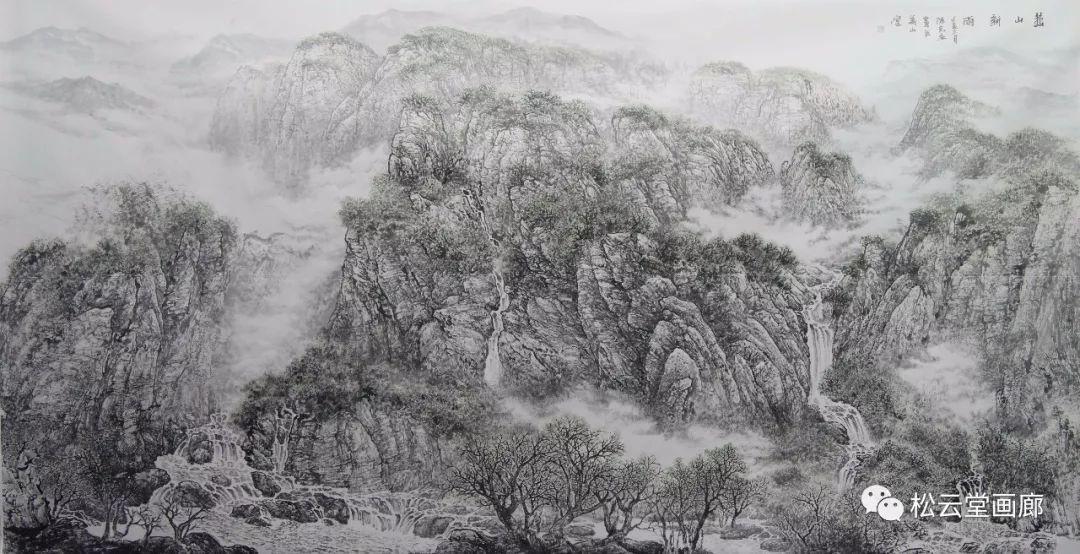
[862, 484, 904, 521]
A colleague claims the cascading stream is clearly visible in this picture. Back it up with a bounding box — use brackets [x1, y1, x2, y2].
[110, 413, 463, 547]
[803, 282, 874, 489]
[462, 188, 509, 389]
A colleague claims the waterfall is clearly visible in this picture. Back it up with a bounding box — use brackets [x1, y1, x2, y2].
[484, 269, 509, 388]
[803, 286, 874, 488]
[461, 188, 510, 389]
[270, 407, 297, 473]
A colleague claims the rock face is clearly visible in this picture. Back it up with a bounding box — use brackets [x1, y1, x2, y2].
[0, 187, 237, 454]
[0, 184, 334, 529]
[239, 89, 815, 491]
[688, 62, 874, 146]
[171, 33, 294, 79]
[208, 64, 284, 157]
[262, 33, 381, 187]
[779, 142, 861, 226]
[894, 84, 1002, 178]
[210, 27, 666, 188]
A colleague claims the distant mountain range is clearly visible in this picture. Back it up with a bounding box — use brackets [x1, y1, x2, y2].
[341, 7, 632, 52]
[4, 76, 154, 113]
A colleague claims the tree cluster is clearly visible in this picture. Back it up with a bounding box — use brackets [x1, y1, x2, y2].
[450, 415, 764, 552]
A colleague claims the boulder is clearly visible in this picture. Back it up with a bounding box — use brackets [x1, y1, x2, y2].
[564, 523, 595, 538]
[226, 546, 260, 554]
[259, 499, 320, 523]
[185, 432, 213, 464]
[760, 537, 792, 552]
[247, 516, 272, 527]
[246, 450, 275, 471]
[434, 540, 487, 554]
[622, 540, 664, 554]
[173, 481, 216, 509]
[210, 474, 232, 487]
[313, 492, 350, 524]
[230, 504, 264, 519]
[250, 471, 281, 497]
[184, 532, 227, 554]
[414, 515, 454, 538]
[128, 468, 172, 506]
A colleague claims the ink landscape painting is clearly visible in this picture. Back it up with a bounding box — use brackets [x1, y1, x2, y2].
[1, 0, 1079, 552]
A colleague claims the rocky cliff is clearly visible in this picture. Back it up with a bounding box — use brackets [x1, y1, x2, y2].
[779, 142, 862, 227]
[0, 185, 334, 526]
[834, 124, 1080, 433]
[237, 89, 819, 492]
[687, 62, 874, 147]
[209, 28, 667, 188]
[0, 186, 237, 490]
[894, 84, 1002, 178]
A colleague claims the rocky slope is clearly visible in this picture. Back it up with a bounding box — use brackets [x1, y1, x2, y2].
[238, 89, 818, 492]
[687, 62, 874, 147]
[0, 185, 334, 528]
[894, 84, 1002, 178]
[778, 142, 862, 227]
[209, 28, 667, 188]
[834, 130, 1080, 428]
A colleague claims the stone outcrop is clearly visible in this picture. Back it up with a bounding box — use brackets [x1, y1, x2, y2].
[779, 142, 861, 226]
[894, 84, 1002, 178]
[688, 62, 874, 146]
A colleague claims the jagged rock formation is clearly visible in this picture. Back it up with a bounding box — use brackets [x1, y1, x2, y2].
[5, 76, 154, 113]
[208, 64, 284, 156]
[0, 185, 338, 529]
[894, 84, 1002, 178]
[779, 142, 861, 226]
[209, 28, 666, 188]
[238, 89, 815, 492]
[835, 128, 1080, 432]
[171, 33, 294, 79]
[264, 33, 381, 187]
[0, 186, 237, 496]
[611, 105, 776, 211]
[687, 62, 874, 146]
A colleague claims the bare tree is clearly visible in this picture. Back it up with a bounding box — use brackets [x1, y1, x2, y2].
[651, 458, 699, 551]
[719, 476, 765, 526]
[651, 444, 748, 551]
[449, 424, 550, 549]
[158, 482, 214, 542]
[537, 416, 624, 538]
[594, 456, 659, 544]
[685, 444, 746, 548]
[769, 484, 902, 553]
[116, 504, 163, 548]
